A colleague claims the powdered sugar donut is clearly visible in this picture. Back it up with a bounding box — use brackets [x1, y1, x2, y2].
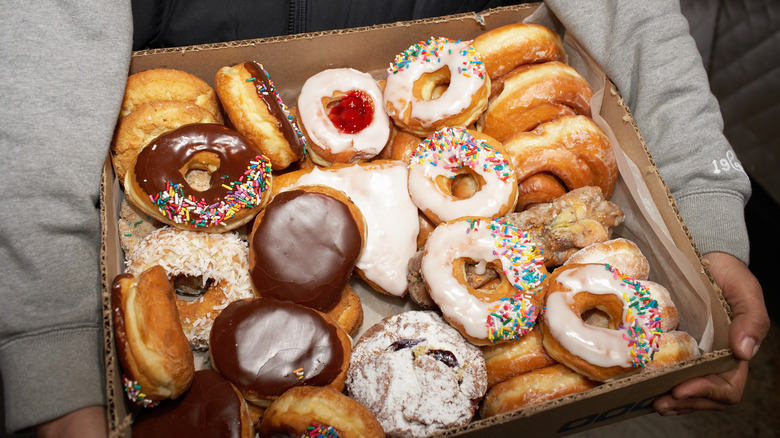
[346, 311, 486, 437]
[421, 217, 548, 345]
[408, 127, 518, 224]
[297, 68, 390, 165]
[384, 37, 490, 137]
[125, 227, 255, 350]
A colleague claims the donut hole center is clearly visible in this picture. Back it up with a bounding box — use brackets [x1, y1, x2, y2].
[463, 259, 502, 292]
[181, 151, 220, 192]
[173, 275, 214, 301]
[575, 293, 624, 330]
[415, 67, 451, 101]
[437, 168, 486, 199]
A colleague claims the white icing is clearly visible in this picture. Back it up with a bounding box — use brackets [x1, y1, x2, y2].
[286, 163, 419, 296]
[297, 68, 390, 158]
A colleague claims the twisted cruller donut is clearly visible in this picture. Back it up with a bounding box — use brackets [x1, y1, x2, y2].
[477, 61, 593, 143]
[384, 37, 490, 137]
[408, 127, 518, 225]
[421, 217, 548, 346]
[540, 263, 663, 382]
[472, 23, 567, 80]
[503, 115, 618, 211]
[124, 123, 273, 232]
[297, 68, 391, 166]
[111, 266, 194, 407]
[215, 62, 307, 170]
[126, 227, 256, 350]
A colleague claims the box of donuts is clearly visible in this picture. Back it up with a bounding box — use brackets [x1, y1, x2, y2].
[99, 3, 736, 437]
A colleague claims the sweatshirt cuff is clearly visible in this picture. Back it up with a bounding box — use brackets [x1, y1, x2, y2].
[674, 190, 750, 265]
[0, 326, 105, 433]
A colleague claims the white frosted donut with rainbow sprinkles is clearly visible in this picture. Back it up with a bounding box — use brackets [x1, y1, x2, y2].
[408, 127, 518, 224]
[383, 37, 490, 137]
[541, 263, 663, 382]
[420, 217, 547, 346]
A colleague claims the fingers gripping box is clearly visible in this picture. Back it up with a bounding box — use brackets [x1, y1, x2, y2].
[100, 4, 735, 437]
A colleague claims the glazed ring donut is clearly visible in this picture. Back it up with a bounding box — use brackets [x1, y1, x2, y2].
[383, 37, 490, 137]
[124, 123, 273, 232]
[296, 68, 391, 165]
[111, 266, 194, 407]
[504, 115, 618, 211]
[258, 386, 385, 438]
[111, 100, 220, 183]
[408, 127, 518, 225]
[563, 238, 651, 280]
[125, 227, 256, 350]
[209, 299, 352, 408]
[345, 311, 487, 437]
[215, 61, 307, 170]
[540, 263, 664, 382]
[421, 217, 548, 345]
[472, 23, 567, 80]
[480, 364, 598, 418]
[131, 369, 254, 438]
[480, 326, 556, 389]
[477, 61, 593, 142]
[120, 68, 223, 122]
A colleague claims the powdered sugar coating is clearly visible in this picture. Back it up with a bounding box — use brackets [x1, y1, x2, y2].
[346, 311, 486, 437]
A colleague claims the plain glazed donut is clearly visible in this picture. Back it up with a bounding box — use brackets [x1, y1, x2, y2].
[564, 238, 651, 280]
[259, 386, 385, 438]
[111, 266, 194, 407]
[480, 326, 556, 389]
[421, 217, 548, 345]
[120, 68, 223, 122]
[215, 61, 307, 170]
[541, 263, 664, 382]
[131, 369, 254, 438]
[503, 115, 618, 211]
[124, 123, 273, 232]
[125, 227, 255, 350]
[472, 23, 567, 80]
[384, 37, 490, 137]
[209, 299, 352, 408]
[346, 311, 487, 437]
[296, 68, 391, 165]
[408, 127, 518, 224]
[477, 61, 593, 143]
[480, 364, 598, 418]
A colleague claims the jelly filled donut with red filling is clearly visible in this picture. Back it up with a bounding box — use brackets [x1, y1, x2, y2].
[209, 299, 352, 408]
[124, 123, 272, 232]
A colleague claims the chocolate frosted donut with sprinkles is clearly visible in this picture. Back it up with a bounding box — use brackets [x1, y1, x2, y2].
[124, 123, 272, 232]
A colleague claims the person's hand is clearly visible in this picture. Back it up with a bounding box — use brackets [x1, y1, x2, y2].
[653, 251, 770, 415]
[36, 406, 107, 438]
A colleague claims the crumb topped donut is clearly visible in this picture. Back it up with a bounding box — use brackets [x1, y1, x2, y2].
[421, 217, 548, 345]
[346, 311, 486, 437]
[384, 37, 490, 137]
[408, 127, 518, 224]
[124, 123, 273, 231]
[297, 68, 391, 165]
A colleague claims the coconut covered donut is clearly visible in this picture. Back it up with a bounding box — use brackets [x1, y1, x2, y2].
[124, 123, 273, 232]
[346, 311, 487, 437]
[120, 68, 223, 122]
[540, 263, 664, 382]
[125, 227, 255, 350]
[296, 68, 391, 165]
[420, 217, 548, 345]
[477, 61, 593, 143]
[503, 115, 618, 211]
[111, 266, 195, 407]
[408, 127, 518, 225]
[383, 37, 490, 137]
[472, 23, 567, 80]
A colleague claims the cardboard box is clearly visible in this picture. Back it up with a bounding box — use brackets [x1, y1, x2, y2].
[99, 4, 736, 436]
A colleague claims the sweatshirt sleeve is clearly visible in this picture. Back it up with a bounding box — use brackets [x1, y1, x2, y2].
[0, 1, 132, 433]
[545, 0, 752, 264]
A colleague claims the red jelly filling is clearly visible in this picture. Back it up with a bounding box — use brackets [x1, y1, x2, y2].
[328, 90, 374, 134]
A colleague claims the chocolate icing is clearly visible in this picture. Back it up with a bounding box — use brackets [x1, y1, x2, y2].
[245, 61, 305, 158]
[132, 369, 246, 438]
[249, 189, 361, 311]
[209, 299, 345, 397]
